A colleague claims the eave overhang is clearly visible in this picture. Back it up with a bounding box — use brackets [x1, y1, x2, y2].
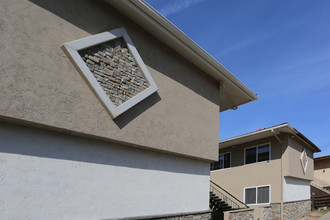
[314, 155, 330, 161]
[219, 123, 321, 153]
[104, 0, 258, 111]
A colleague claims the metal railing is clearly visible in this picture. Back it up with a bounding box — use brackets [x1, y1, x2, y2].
[312, 176, 330, 188]
[312, 195, 330, 209]
[210, 180, 249, 210]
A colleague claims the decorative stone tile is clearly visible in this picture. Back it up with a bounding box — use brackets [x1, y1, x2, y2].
[79, 38, 150, 106]
[262, 200, 311, 220]
[229, 209, 254, 220]
[263, 204, 281, 220]
[63, 28, 158, 118]
[283, 200, 311, 220]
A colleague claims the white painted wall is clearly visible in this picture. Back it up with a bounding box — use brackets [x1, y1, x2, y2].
[283, 177, 310, 202]
[0, 122, 210, 220]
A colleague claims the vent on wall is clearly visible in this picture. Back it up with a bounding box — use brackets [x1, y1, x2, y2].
[63, 28, 158, 119]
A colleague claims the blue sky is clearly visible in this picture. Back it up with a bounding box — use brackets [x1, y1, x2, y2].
[146, 0, 330, 157]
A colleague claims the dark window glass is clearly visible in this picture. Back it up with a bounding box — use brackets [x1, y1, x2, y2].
[210, 153, 231, 171]
[245, 188, 256, 204]
[258, 145, 270, 162]
[224, 153, 230, 169]
[245, 147, 256, 164]
[219, 155, 224, 169]
[210, 161, 219, 170]
[257, 186, 270, 204]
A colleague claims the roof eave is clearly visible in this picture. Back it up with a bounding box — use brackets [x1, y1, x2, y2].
[104, 0, 258, 110]
[219, 123, 321, 153]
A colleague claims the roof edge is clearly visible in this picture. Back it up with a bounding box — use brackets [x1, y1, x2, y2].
[105, 0, 258, 105]
[131, 0, 257, 100]
[220, 123, 321, 153]
[314, 155, 330, 161]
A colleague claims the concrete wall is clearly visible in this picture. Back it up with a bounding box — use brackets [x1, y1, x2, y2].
[0, 0, 219, 161]
[314, 159, 330, 185]
[210, 136, 283, 204]
[0, 122, 210, 219]
[283, 136, 314, 180]
[283, 177, 310, 202]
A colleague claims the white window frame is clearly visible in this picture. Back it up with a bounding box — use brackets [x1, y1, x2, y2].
[210, 152, 231, 172]
[243, 185, 271, 205]
[62, 28, 158, 119]
[244, 142, 271, 165]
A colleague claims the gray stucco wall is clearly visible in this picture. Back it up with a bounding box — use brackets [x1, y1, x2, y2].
[283, 136, 314, 180]
[0, 0, 220, 161]
[0, 122, 210, 219]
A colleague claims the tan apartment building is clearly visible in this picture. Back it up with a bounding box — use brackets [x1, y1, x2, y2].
[211, 123, 321, 220]
[311, 155, 330, 209]
[313, 156, 330, 189]
[0, 0, 258, 219]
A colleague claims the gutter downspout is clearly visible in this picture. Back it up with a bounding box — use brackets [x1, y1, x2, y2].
[271, 129, 284, 220]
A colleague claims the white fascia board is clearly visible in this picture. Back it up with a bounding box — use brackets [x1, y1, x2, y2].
[105, 0, 258, 109]
[219, 123, 290, 148]
[219, 123, 320, 152]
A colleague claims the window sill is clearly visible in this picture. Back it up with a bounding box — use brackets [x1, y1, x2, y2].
[244, 160, 270, 167]
[210, 167, 231, 172]
[246, 203, 270, 206]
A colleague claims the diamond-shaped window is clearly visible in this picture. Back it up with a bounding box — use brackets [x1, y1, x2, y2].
[63, 28, 158, 119]
[300, 149, 308, 174]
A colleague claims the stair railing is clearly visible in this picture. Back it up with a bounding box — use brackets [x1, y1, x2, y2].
[210, 180, 249, 210]
[312, 176, 330, 188]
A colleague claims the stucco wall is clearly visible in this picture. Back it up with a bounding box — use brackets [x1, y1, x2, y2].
[210, 136, 283, 204]
[0, 0, 219, 161]
[283, 177, 310, 202]
[314, 159, 330, 185]
[283, 136, 314, 180]
[0, 122, 210, 219]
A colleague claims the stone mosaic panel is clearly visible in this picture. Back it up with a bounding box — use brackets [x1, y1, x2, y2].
[229, 209, 254, 220]
[79, 37, 150, 106]
[283, 200, 311, 219]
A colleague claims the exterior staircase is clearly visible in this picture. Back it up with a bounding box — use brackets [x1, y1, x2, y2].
[210, 181, 248, 218]
[311, 177, 330, 209]
[209, 192, 233, 211]
[311, 177, 330, 194]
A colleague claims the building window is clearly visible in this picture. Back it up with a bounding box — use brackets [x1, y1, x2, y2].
[245, 144, 270, 165]
[211, 152, 230, 171]
[244, 185, 270, 205]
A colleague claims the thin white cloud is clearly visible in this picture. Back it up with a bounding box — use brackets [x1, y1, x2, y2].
[216, 31, 276, 57]
[216, 21, 303, 57]
[256, 53, 330, 97]
[159, 0, 206, 17]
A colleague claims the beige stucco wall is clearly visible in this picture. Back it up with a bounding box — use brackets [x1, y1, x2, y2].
[211, 136, 283, 204]
[282, 136, 314, 180]
[0, 0, 220, 161]
[314, 159, 330, 185]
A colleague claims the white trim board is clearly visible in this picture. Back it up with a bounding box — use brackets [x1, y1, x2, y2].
[63, 28, 158, 119]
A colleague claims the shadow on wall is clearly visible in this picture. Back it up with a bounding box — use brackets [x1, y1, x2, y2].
[113, 93, 161, 129]
[0, 121, 209, 176]
[28, 0, 220, 107]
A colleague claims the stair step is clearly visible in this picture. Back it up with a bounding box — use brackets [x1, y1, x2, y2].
[209, 191, 238, 212]
[221, 207, 232, 211]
